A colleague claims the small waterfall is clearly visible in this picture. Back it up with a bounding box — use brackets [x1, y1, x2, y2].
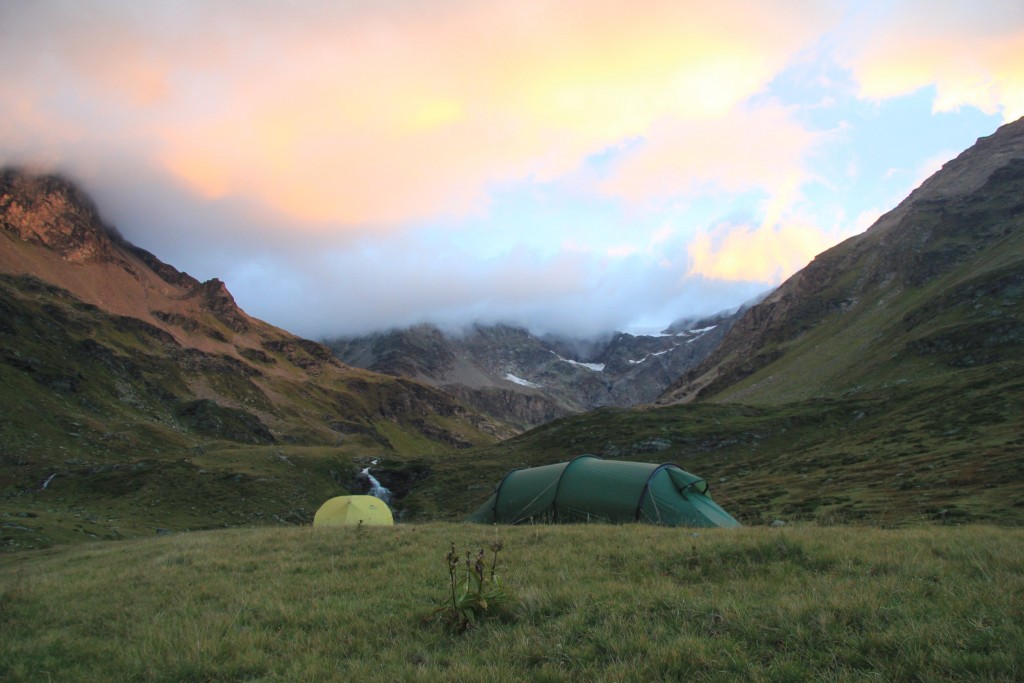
[360, 466, 392, 504]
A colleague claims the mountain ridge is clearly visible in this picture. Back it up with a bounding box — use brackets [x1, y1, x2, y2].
[0, 167, 516, 444]
[0, 169, 293, 361]
[326, 311, 743, 429]
[659, 116, 1024, 405]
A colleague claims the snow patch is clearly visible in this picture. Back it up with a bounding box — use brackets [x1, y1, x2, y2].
[565, 359, 605, 372]
[629, 346, 675, 364]
[550, 351, 605, 371]
[505, 373, 542, 388]
[682, 325, 718, 343]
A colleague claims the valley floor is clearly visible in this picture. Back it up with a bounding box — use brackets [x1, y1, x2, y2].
[2, 523, 1021, 681]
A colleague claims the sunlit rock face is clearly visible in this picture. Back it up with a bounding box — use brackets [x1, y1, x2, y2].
[1, 170, 119, 264]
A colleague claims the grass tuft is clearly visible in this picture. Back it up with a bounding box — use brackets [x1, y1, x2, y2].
[430, 539, 515, 632]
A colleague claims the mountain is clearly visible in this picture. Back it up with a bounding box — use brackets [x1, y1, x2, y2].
[326, 314, 741, 429]
[403, 118, 1024, 527]
[0, 169, 508, 548]
[660, 116, 1024, 406]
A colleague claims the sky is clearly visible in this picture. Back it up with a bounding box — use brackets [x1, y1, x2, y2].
[1, 1, 1022, 339]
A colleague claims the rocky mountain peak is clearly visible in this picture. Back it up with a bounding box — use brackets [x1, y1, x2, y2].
[0, 169, 509, 502]
[0, 168, 120, 264]
[853, 117, 1024, 250]
[184, 277, 251, 331]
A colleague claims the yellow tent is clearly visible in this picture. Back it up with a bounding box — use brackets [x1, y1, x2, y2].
[313, 495, 394, 527]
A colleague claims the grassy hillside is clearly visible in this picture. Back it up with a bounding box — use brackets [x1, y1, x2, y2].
[2, 524, 1021, 681]
[401, 379, 1024, 527]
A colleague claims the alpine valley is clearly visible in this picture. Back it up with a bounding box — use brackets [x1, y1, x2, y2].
[2, 118, 1024, 550]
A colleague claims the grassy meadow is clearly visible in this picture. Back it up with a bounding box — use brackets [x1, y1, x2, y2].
[2, 523, 1022, 682]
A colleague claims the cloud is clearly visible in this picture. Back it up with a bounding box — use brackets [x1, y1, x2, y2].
[840, 1, 1024, 121]
[254, 238, 763, 340]
[1, 1, 1019, 341]
[688, 217, 837, 284]
[0, 0, 838, 228]
[599, 103, 822, 205]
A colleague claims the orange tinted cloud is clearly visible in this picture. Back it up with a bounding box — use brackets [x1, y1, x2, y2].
[843, 2, 1024, 121]
[600, 104, 821, 204]
[83, 0, 837, 226]
[688, 218, 836, 283]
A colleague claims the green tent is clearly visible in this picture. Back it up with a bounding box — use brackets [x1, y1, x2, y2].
[468, 455, 739, 528]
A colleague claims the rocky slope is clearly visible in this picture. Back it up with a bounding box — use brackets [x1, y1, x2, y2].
[659, 116, 1024, 406]
[327, 313, 741, 429]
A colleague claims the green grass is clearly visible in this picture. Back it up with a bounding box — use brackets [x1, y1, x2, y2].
[2, 523, 1022, 681]
[0, 443, 367, 550]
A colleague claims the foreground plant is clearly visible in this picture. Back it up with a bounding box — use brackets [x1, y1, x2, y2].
[431, 540, 513, 632]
